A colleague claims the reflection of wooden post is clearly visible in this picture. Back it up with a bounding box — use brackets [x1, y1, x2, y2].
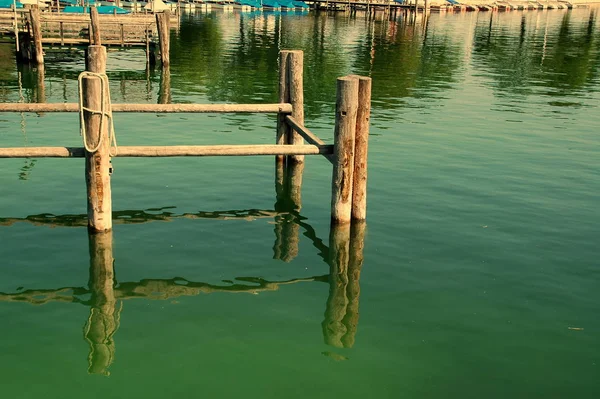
[273, 161, 301, 263]
[323, 223, 350, 348]
[331, 76, 359, 224]
[342, 221, 365, 347]
[83, 46, 112, 232]
[352, 77, 372, 221]
[84, 231, 120, 376]
[30, 7, 43, 65]
[158, 65, 171, 104]
[156, 11, 170, 66]
[322, 221, 365, 348]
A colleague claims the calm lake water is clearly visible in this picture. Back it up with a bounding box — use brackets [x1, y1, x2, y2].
[1, 7, 599, 398]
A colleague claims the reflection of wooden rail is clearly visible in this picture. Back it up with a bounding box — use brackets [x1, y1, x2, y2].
[0, 276, 330, 305]
[0, 220, 366, 374]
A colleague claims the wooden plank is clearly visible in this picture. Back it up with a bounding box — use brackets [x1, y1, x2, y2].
[0, 103, 293, 114]
[0, 145, 334, 158]
[285, 115, 334, 164]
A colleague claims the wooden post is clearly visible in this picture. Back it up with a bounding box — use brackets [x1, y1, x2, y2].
[287, 50, 305, 163]
[90, 7, 101, 46]
[60, 21, 64, 46]
[84, 230, 120, 376]
[120, 23, 124, 47]
[277, 50, 291, 170]
[83, 46, 112, 233]
[156, 11, 170, 66]
[30, 7, 43, 65]
[331, 76, 359, 224]
[13, 3, 19, 53]
[351, 76, 371, 221]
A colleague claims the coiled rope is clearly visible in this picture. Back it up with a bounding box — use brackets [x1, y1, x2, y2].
[78, 72, 118, 156]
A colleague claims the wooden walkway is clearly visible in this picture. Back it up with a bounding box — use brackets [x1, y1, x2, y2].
[0, 8, 179, 52]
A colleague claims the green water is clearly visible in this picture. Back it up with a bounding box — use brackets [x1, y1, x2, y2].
[1, 8, 599, 398]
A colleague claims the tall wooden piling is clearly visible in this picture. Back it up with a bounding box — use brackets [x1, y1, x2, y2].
[30, 7, 44, 65]
[277, 50, 291, 172]
[84, 230, 120, 376]
[90, 7, 101, 45]
[83, 46, 112, 232]
[331, 76, 359, 224]
[156, 11, 170, 66]
[351, 77, 371, 221]
[287, 50, 305, 163]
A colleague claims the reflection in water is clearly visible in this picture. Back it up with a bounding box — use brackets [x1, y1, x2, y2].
[84, 231, 120, 376]
[0, 207, 367, 373]
[158, 65, 171, 104]
[322, 221, 365, 349]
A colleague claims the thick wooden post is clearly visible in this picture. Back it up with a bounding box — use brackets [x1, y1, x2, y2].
[83, 46, 112, 232]
[90, 7, 101, 45]
[84, 230, 120, 376]
[287, 50, 304, 163]
[277, 50, 291, 171]
[156, 11, 170, 66]
[351, 76, 371, 221]
[331, 76, 359, 224]
[30, 7, 43, 65]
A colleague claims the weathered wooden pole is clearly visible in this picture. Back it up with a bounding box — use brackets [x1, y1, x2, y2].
[156, 11, 170, 66]
[287, 50, 305, 164]
[331, 76, 359, 224]
[30, 7, 44, 65]
[277, 50, 291, 185]
[84, 230, 120, 376]
[351, 76, 371, 221]
[83, 46, 112, 232]
[90, 7, 101, 45]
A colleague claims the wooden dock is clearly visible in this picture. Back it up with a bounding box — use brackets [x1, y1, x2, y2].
[0, 7, 178, 64]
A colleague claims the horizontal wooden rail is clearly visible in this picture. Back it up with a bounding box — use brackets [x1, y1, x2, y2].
[0, 144, 334, 158]
[0, 103, 293, 114]
[286, 115, 334, 164]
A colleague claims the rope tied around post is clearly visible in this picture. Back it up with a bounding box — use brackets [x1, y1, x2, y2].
[78, 71, 118, 156]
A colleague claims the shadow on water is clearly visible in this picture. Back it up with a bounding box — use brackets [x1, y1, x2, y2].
[0, 200, 367, 374]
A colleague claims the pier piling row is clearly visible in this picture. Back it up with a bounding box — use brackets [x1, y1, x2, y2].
[0, 16, 371, 231]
